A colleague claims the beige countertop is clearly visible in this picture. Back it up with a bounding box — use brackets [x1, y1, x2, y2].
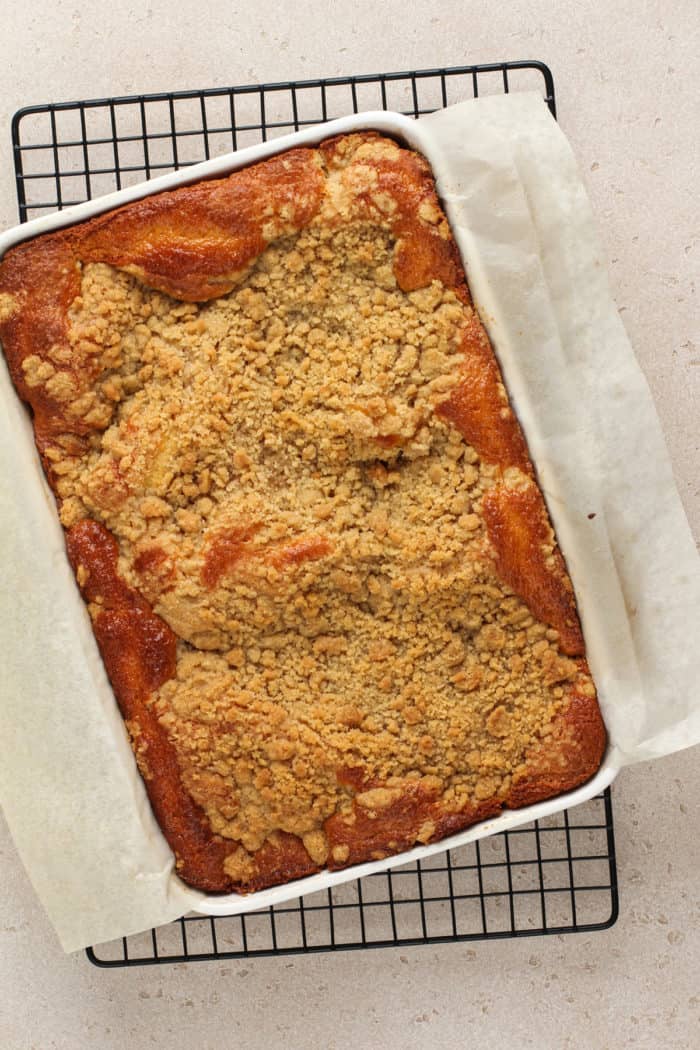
[1, 2, 697, 1047]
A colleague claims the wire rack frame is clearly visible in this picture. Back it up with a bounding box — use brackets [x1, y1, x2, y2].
[85, 792, 617, 968]
[9, 60, 617, 968]
[11, 61, 555, 222]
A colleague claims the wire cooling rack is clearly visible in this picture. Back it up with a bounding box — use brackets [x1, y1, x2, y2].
[11, 61, 556, 222]
[85, 793, 617, 967]
[10, 61, 617, 967]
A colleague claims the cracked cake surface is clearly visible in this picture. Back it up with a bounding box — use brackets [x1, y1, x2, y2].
[0, 132, 606, 892]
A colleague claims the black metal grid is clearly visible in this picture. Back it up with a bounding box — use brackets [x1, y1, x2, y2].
[10, 61, 617, 968]
[84, 792, 616, 967]
[11, 61, 555, 223]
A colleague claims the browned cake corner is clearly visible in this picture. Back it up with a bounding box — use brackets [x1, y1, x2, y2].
[0, 132, 606, 893]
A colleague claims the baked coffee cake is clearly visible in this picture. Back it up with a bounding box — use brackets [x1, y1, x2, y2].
[0, 132, 606, 891]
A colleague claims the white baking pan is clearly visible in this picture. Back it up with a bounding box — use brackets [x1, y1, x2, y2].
[0, 109, 619, 919]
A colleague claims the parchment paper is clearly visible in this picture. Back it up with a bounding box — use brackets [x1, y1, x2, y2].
[420, 95, 700, 763]
[1, 93, 698, 953]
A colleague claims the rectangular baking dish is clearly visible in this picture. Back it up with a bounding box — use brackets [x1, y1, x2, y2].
[0, 108, 619, 918]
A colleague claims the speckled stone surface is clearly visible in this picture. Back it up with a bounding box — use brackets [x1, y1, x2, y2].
[0, 3, 697, 1047]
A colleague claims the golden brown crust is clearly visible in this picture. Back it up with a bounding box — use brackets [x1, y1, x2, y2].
[319, 134, 468, 297]
[324, 778, 502, 871]
[0, 131, 606, 894]
[508, 688, 607, 808]
[65, 519, 235, 890]
[0, 148, 325, 449]
[482, 485, 584, 656]
[436, 313, 530, 471]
